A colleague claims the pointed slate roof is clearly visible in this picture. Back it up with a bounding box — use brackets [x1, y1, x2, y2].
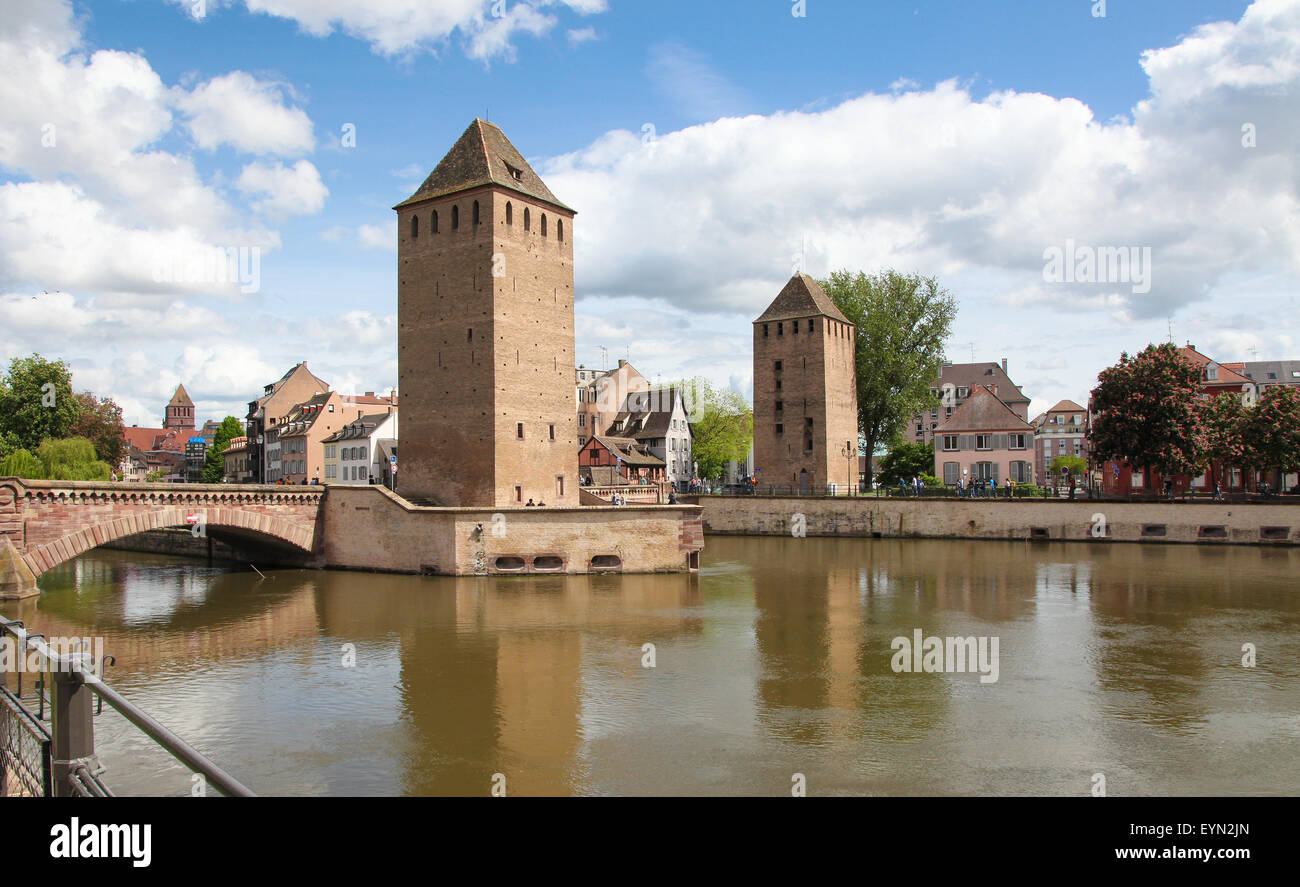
[936, 385, 1032, 433]
[1047, 399, 1086, 413]
[394, 119, 573, 213]
[167, 384, 194, 408]
[754, 274, 851, 324]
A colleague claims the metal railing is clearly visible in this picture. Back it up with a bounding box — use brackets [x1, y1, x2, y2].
[0, 617, 254, 797]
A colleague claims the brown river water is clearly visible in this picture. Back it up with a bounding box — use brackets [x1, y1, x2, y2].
[10, 537, 1298, 796]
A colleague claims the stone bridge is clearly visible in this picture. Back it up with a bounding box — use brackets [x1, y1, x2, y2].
[0, 478, 324, 598]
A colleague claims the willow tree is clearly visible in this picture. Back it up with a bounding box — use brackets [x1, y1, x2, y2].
[819, 270, 956, 488]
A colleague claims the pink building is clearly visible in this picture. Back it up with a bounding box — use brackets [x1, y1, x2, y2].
[933, 385, 1035, 487]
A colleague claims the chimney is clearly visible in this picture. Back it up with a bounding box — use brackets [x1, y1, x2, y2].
[618, 359, 628, 369]
[365, 391, 375, 398]
[1002, 358, 1008, 373]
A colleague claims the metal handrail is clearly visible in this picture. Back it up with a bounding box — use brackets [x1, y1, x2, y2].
[1, 618, 255, 797]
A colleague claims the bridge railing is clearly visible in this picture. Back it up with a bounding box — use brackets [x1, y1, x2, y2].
[0, 617, 254, 797]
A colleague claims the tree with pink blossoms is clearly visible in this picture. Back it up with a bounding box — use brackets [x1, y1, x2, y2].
[1240, 385, 1300, 490]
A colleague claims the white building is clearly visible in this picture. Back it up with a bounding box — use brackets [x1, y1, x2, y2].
[322, 412, 398, 485]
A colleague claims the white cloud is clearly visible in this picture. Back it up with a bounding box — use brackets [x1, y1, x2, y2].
[321, 222, 395, 251]
[566, 26, 598, 47]
[175, 71, 315, 155]
[182, 0, 609, 59]
[236, 159, 328, 218]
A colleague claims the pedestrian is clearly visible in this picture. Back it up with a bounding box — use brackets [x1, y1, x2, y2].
[1005, 477, 1012, 500]
[526, 498, 536, 507]
[1214, 480, 1223, 502]
[668, 490, 678, 505]
[899, 477, 906, 497]
[537, 499, 546, 507]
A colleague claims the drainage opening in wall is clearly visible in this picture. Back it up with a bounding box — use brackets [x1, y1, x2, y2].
[495, 556, 526, 571]
[1141, 525, 1167, 538]
[590, 555, 622, 570]
[1198, 526, 1227, 539]
[532, 555, 564, 571]
[1260, 526, 1290, 541]
[420, 564, 440, 575]
[1029, 527, 1050, 540]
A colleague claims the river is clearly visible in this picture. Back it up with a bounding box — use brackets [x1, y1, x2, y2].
[11, 537, 1298, 796]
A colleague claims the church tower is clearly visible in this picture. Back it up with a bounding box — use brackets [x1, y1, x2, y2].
[394, 119, 577, 507]
[163, 384, 195, 432]
[753, 274, 859, 494]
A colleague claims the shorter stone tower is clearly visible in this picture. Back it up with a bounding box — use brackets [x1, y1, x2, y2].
[752, 274, 859, 493]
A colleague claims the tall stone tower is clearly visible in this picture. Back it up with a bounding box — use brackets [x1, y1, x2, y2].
[163, 384, 195, 432]
[752, 274, 859, 493]
[394, 119, 577, 507]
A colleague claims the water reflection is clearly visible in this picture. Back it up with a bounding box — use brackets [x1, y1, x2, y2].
[17, 540, 1300, 796]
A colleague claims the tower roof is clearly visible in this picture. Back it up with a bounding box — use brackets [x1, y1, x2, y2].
[394, 118, 573, 213]
[167, 384, 194, 408]
[755, 274, 851, 324]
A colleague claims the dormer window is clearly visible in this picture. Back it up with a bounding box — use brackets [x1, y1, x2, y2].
[505, 163, 523, 182]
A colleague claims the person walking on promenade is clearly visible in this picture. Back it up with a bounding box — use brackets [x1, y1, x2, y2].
[1005, 477, 1012, 500]
[1214, 480, 1224, 502]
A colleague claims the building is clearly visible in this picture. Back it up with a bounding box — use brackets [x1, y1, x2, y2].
[1238, 360, 1300, 392]
[222, 436, 252, 483]
[1032, 399, 1088, 483]
[1099, 344, 1258, 494]
[117, 383, 198, 481]
[322, 412, 399, 485]
[164, 384, 196, 433]
[752, 273, 860, 494]
[276, 392, 395, 485]
[245, 362, 330, 483]
[578, 435, 666, 485]
[606, 388, 693, 488]
[933, 385, 1035, 486]
[395, 118, 578, 507]
[913, 360, 1030, 444]
[576, 361, 648, 448]
[184, 436, 207, 483]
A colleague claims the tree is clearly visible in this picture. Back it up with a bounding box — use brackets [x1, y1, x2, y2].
[0, 355, 80, 452]
[1197, 391, 1248, 488]
[201, 416, 245, 484]
[676, 377, 753, 481]
[0, 431, 22, 465]
[1240, 385, 1300, 489]
[36, 437, 111, 481]
[68, 391, 126, 468]
[1088, 343, 1204, 484]
[0, 448, 44, 479]
[876, 440, 935, 487]
[819, 270, 957, 488]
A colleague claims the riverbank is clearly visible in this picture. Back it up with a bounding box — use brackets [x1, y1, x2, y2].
[684, 495, 1299, 545]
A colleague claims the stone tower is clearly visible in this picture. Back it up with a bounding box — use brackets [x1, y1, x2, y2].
[752, 274, 859, 493]
[394, 119, 577, 507]
[164, 384, 195, 432]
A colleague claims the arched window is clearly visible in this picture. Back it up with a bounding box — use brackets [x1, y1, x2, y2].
[473, 200, 480, 226]
[410, 214, 418, 239]
[506, 202, 513, 225]
[451, 205, 459, 229]
[524, 208, 530, 231]
[541, 213, 547, 237]
[431, 210, 438, 233]
[557, 219, 563, 242]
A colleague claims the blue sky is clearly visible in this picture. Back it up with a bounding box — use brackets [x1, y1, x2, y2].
[3, 0, 1295, 429]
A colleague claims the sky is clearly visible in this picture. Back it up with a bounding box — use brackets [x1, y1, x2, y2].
[1, 0, 1296, 428]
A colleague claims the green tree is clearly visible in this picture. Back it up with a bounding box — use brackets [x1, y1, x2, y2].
[676, 377, 753, 481]
[1088, 343, 1204, 483]
[876, 439, 935, 487]
[68, 391, 126, 468]
[201, 416, 245, 483]
[0, 355, 80, 452]
[819, 270, 957, 489]
[0, 431, 23, 465]
[0, 448, 44, 479]
[36, 437, 111, 481]
[1240, 385, 1300, 489]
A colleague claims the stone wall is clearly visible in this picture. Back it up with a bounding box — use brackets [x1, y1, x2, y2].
[324, 485, 703, 575]
[687, 494, 1299, 546]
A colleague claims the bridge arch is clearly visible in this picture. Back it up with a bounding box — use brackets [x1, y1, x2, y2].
[20, 506, 317, 580]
